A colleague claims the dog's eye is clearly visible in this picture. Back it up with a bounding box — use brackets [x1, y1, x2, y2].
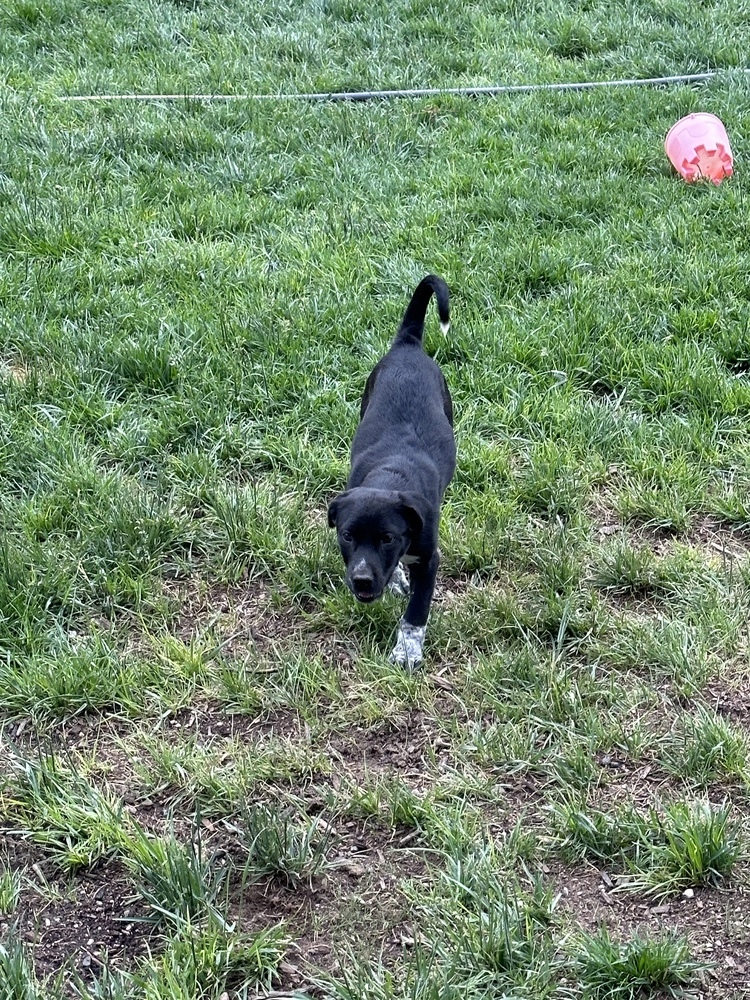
[381, 533, 394, 545]
[341, 531, 352, 542]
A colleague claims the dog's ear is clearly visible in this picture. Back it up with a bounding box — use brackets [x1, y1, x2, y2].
[397, 492, 428, 537]
[327, 491, 349, 528]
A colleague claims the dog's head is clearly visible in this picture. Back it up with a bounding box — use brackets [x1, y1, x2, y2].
[327, 487, 426, 603]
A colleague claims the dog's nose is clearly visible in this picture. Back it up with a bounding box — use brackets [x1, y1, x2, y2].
[350, 563, 377, 601]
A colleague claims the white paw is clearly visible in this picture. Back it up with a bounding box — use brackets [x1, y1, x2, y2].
[387, 562, 410, 597]
[389, 621, 426, 671]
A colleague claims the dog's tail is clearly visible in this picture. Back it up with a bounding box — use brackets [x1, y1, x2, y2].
[393, 274, 450, 346]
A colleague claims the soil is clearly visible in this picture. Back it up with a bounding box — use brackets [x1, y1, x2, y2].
[3, 573, 749, 996]
[2, 841, 154, 988]
[552, 860, 750, 998]
[228, 820, 431, 987]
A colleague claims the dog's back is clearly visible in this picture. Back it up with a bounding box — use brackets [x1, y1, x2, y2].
[348, 276, 456, 499]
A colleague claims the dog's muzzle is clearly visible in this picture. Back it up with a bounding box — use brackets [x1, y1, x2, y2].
[348, 560, 381, 603]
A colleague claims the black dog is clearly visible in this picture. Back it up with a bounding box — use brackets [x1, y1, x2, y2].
[328, 275, 456, 668]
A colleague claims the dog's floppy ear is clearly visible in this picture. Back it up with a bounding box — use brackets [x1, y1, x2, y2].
[327, 491, 350, 528]
[397, 492, 429, 537]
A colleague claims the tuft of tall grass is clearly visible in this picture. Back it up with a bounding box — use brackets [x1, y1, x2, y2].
[549, 796, 745, 898]
[2, 749, 128, 870]
[121, 821, 229, 929]
[566, 928, 709, 999]
[239, 803, 336, 887]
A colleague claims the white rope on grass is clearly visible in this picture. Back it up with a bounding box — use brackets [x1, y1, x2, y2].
[57, 69, 750, 104]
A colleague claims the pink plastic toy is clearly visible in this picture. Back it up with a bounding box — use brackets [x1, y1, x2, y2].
[665, 113, 734, 184]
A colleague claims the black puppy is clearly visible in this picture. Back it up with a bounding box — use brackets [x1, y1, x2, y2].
[328, 275, 456, 668]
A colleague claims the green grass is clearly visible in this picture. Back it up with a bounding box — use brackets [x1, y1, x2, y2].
[239, 802, 337, 885]
[0, 928, 39, 1000]
[130, 728, 331, 815]
[661, 705, 750, 789]
[0, 749, 129, 871]
[8, 919, 289, 1000]
[122, 822, 230, 929]
[132, 920, 289, 997]
[323, 857, 559, 999]
[566, 928, 709, 1000]
[549, 796, 746, 897]
[0, 863, 22, 916]
[2, 0, 750, 995]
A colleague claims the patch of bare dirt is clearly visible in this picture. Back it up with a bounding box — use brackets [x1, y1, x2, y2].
[590, 507, 750, 566]
[551, 860, 750, 998]
[162, 577, 369, 680]
[3, 840, 154, 988]
[169, 700, 308, 742]
[325, 709, 447, 786]
[703, 676, 750, 728]
[164, 578, 305, 654]
[227, 819, 431, 987]
[687, 515, 750, 567]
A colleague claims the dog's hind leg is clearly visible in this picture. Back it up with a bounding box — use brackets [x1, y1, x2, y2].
[387, 562, 410, 597]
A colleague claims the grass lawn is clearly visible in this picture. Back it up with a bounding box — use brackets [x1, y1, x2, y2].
[2, 0, 750, 996]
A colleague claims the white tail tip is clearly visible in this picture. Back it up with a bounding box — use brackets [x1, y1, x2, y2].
[440, 321, 450, 334]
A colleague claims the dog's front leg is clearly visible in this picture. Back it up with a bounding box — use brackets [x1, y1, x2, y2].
[389, 552, 439, 670]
